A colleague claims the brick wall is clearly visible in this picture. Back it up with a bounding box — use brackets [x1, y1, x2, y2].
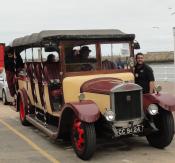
[143, 51, 174, 63]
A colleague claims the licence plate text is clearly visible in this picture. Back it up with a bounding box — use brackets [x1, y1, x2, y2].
[116, 125, 143, 137]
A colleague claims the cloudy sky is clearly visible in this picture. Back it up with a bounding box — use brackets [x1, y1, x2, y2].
[0, 0, 175, 52]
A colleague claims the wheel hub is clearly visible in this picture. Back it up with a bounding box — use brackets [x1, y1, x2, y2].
[73, 119, 85, 151]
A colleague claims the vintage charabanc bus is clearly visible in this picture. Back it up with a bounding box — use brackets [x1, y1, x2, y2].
[5, 29, 175, 160]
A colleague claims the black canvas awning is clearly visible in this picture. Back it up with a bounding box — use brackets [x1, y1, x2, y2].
[11, 29, 135, 47]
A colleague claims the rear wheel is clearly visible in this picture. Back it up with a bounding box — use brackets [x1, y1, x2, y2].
[2, 90, 8, 105]
[71, 118, 96, 160]
[146, 109, 174, 149]
[19, 96, 29, 126]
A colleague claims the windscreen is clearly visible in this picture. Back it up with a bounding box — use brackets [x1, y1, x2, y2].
[101, 43, 131, 70]
[64, 42, 132, 72]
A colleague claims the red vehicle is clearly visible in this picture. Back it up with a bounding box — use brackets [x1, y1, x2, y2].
[0, 43, 5, 73]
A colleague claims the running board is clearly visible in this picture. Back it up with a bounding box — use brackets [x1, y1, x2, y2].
[26, 115, 58, 139]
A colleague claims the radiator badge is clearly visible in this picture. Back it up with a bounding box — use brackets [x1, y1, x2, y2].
[126, 95, 131, 102]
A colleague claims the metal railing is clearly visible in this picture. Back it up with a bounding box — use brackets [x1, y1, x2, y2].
[151, 66, 175, 81]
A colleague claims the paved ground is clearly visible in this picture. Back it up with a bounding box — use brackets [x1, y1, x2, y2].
[0, 102, 175, 163]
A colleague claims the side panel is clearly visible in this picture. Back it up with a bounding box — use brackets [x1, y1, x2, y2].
[18, 79, 27, 90]
[34, 82, 42, 109]
[26, 80, 35, 105]
[44, 83, 53, 114]
[63, 72, 134, 102]
[84, 92, 110, 114]
[143, 93, 175, 112]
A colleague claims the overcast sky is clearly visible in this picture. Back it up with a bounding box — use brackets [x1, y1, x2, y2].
[0, 0, 175, 52]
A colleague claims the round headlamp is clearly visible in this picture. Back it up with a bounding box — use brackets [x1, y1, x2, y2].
[104, 109, 115, 121]
[148, 104, 158, 115]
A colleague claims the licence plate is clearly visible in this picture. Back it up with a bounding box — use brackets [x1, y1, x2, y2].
[116, 125, 143, 137]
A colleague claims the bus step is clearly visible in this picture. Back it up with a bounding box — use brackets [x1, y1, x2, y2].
[26, 114, 58, 139]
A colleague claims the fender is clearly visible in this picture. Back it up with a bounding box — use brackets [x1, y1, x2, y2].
[16, 88, 28, 112]
[143, 93, 175, 112]
[57, 100, 100, 138]
[61, 100, 100, 123]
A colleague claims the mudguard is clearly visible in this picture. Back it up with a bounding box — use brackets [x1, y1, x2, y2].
[143, 93, 175, 112]
[57, 100, 100, 138]
[61, 100, 100, 123]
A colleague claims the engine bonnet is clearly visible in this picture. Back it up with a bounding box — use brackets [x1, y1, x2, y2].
[63, 72, 134, 103]
[80, 77, 123, 94]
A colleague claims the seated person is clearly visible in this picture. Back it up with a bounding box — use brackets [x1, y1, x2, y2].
[5, 47, 24, 97]
[46, 54, 56, 63]
[79, 46, 91, 62]
[79, 46, 96, 71]
[66, 46, 96, 71]
[71, 49, 80, 63]
[79, 46, 96, 63]
[115, 57, 124, 69]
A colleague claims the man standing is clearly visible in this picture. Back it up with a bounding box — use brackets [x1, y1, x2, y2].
[135, 53, 155, 94]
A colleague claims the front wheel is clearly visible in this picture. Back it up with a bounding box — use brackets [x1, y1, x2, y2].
[71, 118, 96, 160]
[146, 109, 174, 149]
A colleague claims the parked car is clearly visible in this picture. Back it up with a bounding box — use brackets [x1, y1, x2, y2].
[5, 29, 175, 160]
[0, 69, 13, 105]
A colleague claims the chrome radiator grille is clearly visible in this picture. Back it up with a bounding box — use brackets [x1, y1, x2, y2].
[114, 90, 141, 121]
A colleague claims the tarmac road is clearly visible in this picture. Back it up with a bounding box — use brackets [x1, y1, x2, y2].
[0, 102, 175, 163]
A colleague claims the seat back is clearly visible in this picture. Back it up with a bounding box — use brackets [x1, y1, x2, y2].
[32, 62, 42, 83]
[26, 62, 34, 80]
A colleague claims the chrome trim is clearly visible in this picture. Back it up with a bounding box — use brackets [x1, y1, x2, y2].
[110, 92, 116, 116]
[113, 118, 143, 128]
[111, 83, 142, 93]
[110, 82, 143, 122]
